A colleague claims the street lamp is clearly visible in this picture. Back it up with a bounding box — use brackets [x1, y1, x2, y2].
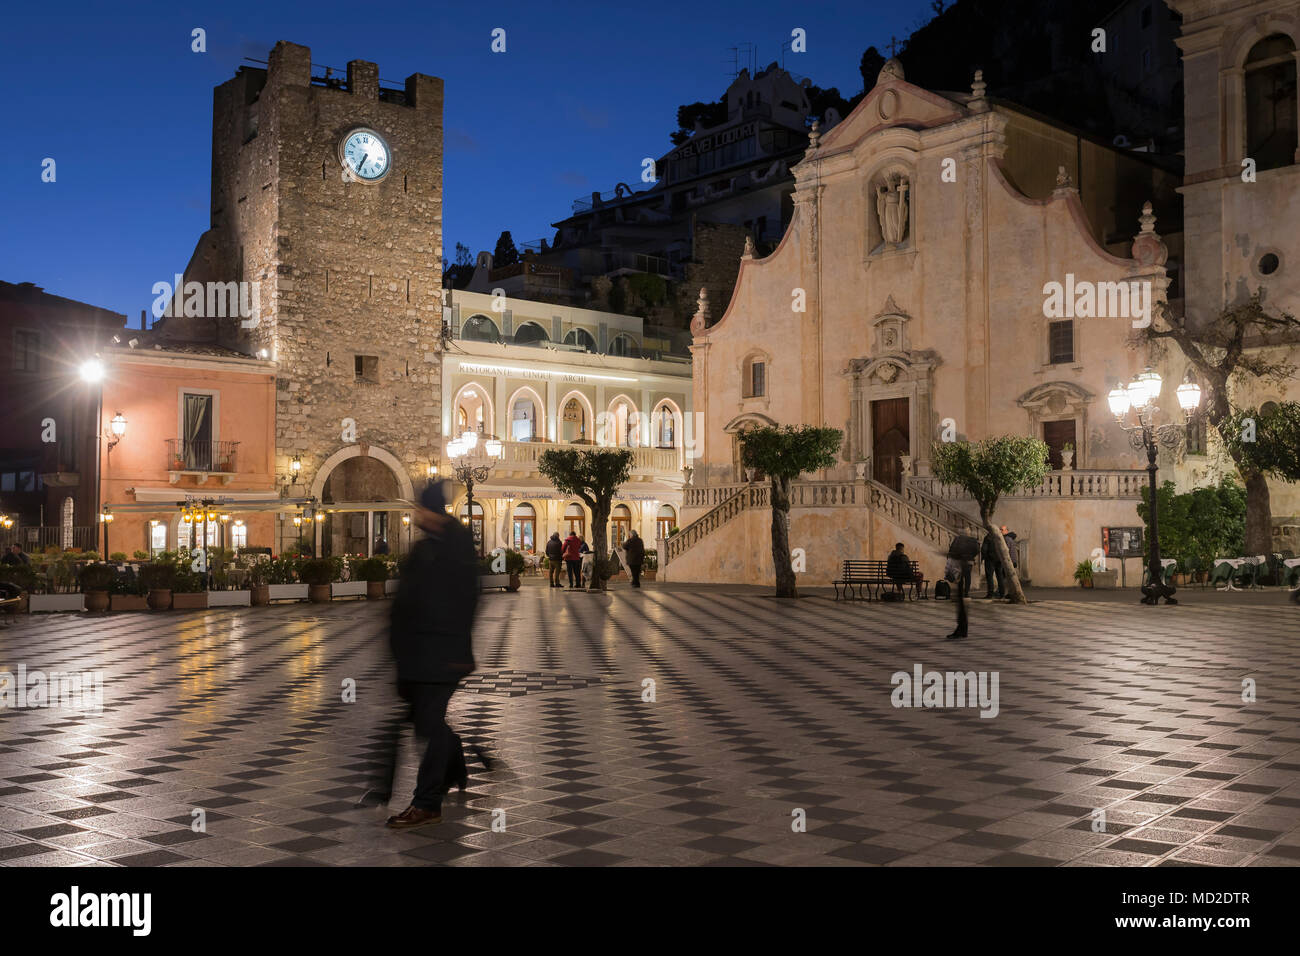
[1110, 367, 1201, 606]
[446, 433, 503, 555]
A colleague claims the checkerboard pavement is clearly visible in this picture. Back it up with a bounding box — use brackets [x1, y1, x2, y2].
[1, 584, 1298, 867]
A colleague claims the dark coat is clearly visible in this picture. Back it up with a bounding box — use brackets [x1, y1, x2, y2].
[981, 532, 999, 562]
[545, 536, 563, 561]
[390, 519, 479, 683]
[886, 549, 912, 580]
[1003, 533, 1019, 566]
[624, 535, 645, 566]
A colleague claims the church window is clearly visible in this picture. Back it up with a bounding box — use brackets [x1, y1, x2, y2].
[354, 354, 379, 383]
[1048, 321, 1074, 365]
[1245, 35, 1298, 172]
[743, 358, 766, 398]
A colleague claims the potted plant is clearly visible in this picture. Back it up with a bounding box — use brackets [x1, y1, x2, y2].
[140, 561, 177, 609]
[504, 549, 526, 591]
[132, 549, 150, 562]
[478, 553, 510, 592]
[1073, 560, 1094, 588]
[170, 555, 209, 609]
[300, 557, 338, 603]
[1060, 442, 1075, 471]
[355, 557, 391, 600]
[79, 563, 117, 612]
[265, 555, 308, 601]
[245, 558, 271, 605]
[109, 569, 149, 611]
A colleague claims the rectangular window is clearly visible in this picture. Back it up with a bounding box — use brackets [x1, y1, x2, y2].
[13, 330, 39, 371]
[232, 522, 248, 549]
[1048, 320, 1074, 364]
[150, 522, 168, 557]
[182, 393, 214, 470]
[1186, 420, 1206, 455]
[0, 473, 13, 492]
[17, 471, 34, 492]
[750, 361, 766, 397]
[1140, 4, 1151, 28]
[354, 354, 379, 383]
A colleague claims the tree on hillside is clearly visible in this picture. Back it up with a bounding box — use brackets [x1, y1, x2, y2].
[442, 241, 476, 289]
[931, 436, 1051, 605]
[538, 448, 633, 591]
[1146, 293, 1300, 556]
[670, 98, 728, 146]
[859, 46, 886, 91]
[739, 425, 843, 598]
[493, 231, 519, 269]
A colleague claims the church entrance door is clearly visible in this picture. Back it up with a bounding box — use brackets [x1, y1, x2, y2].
[871, 398, 910, 492]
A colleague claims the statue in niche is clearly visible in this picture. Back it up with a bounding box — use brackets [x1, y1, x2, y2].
[875, 175, 910, 245]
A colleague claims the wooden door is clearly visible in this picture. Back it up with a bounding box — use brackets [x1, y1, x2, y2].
[871, 398, 910, 492]
[1043, 419, 1076, 470]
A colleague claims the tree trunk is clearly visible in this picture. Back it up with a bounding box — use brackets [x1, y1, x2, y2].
[771, 476, 796, 598]
[980, 505, 1026, 605]
[1243, 470, 1273, 558]
[588, 501, 611, 591]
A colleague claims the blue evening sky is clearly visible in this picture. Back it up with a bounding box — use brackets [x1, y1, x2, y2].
[0, 0, 936, 322]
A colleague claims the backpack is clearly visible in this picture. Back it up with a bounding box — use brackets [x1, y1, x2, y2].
[934, 580, 951, 600]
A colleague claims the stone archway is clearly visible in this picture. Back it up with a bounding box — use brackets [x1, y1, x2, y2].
[310, 444, 415, 557]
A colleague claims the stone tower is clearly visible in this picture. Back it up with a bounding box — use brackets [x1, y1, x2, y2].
[182, 40, 444, 506]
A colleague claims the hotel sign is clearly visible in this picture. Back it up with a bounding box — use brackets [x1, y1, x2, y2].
[668, 122, 756, 161]
[458, 361, 636, 384]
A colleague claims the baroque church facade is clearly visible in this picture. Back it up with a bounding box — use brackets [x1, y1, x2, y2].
[664, 0, 1300, 588]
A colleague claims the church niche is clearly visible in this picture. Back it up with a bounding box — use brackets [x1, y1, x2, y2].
[867, 167, 913, 255]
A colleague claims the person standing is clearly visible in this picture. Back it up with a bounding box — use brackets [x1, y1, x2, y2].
[624, 529, 645, 588]
[384, 480, 480, 830]
[561, 530, 583, 589]
[578, 535, 592, 587]
[1, 544, 30, 566]
[946, 535, 979, 640]
[981, 531, 1003, 598]
[545, 532, 564, 588]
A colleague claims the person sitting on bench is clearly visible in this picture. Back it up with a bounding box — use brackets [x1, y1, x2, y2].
[885, 543, 915, 597]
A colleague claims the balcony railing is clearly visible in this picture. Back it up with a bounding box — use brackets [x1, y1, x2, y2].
[495, 440, 679, 474]
[165, 439, 240, 474]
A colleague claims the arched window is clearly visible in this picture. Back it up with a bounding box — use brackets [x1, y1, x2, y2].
[608, 333, 640, 357]
[610, 504, 632, 547]
[564, 502, 586, 537]
[564, 328, 598, 353]
[511, 393, 539, 441]
[608, 399, 639, 448]
[1246, 34, 1298, 172]
[456, 386, 487, 435]
[462, 314, 500, 342]
[512, 502, 536, 552]
[653, 402, 679, 448]
[561, 396, 588, 442]
[656, 504, 677, 541]
[742, 355, 767, 398]
[514, 322, 549, 346]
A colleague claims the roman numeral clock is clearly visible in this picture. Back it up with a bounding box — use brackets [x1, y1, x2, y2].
[339, 127, 391, 183]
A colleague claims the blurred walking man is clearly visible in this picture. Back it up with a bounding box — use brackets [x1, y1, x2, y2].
[384, 480, 479, 829]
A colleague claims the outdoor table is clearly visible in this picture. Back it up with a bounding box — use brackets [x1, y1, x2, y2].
[1141, 558, 1178, 588]
[1284, 557, 1300, 590]
[1213, 558, 1247, 591]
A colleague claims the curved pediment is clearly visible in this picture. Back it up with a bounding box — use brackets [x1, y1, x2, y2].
[1017, 381, 1094, 410]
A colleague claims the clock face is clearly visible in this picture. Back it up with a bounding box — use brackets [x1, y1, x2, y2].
[339, 128, 391, 183]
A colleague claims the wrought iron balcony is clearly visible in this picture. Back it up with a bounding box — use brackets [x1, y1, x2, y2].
[165, 439, 239, 484]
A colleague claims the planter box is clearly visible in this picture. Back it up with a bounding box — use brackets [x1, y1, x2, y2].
[479, 574, 509, 591]
[1092, 570, 1119, 589]
[384, 578, 399, 595]
[29, 593, 85, 613]
[208, 590, 251, 607]
[172, 593, 209, 610]
[267, 584, 309, 602]
[332, 581, 368, 599]
[110, 594, 149, 611]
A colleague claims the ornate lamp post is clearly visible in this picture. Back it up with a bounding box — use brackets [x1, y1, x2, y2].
[1108, 367, 1201, 606]
[446, 431, 502, 556]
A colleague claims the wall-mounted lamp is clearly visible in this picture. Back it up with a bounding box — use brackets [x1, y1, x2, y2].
[107, 412, 127, 451]
[401, 514, 411, 527]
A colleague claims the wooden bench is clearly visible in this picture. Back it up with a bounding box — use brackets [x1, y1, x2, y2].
[833, 559, 928, 601]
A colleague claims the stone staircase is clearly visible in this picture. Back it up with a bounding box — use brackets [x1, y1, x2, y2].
[662, 476, 974, 569]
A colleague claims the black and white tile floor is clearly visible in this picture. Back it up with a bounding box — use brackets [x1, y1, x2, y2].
[1, 585, 1298, 866]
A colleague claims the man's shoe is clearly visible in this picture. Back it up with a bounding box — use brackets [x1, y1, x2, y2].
[386, 806, 441, 829]
[945, 631, 966, 640]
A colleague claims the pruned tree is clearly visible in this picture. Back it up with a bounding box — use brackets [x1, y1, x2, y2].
[1217, 401, 1300, 554]
[493, 231, 519, 269]
[739, 425, 843, 598]
[1146, 292, 1300, 555]
[931, 436, 1051, 604]
[538, 448, 633, 591]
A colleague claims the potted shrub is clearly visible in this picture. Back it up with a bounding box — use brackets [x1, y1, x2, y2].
[266, 555, 308, 601]
[132, 549, 150, 562]
[246, 558, 271, 605]
[300, 557, 339, 603]
[478, 553, 510, 592]
[170, 556, 208, 609]
[642, 549, 658, 581]
[355, 557, 390, 600]
[504, 549, 526, 591]
[1073, 561, 1094, 588]
[1060, 442, 1075, 471]
[0, 564, 38, 612]
[109, 569, 149, 611]
[140, 561, 177, 609]
[79, 563, 117, 612]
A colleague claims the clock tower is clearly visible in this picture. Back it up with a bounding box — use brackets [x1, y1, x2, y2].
[178, 40, 445, 524]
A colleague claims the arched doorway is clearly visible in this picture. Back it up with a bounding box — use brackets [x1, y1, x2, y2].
[610, 503, 632, 548]
[509, 388, 543, 442]
[512, 502, 536, 552]
[320, 455, 402, 556]
[454, 383, 491, 436]
[564, 502, 586, 537]
[656, 504, 677, 540]
[560, 393, 591, 443]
